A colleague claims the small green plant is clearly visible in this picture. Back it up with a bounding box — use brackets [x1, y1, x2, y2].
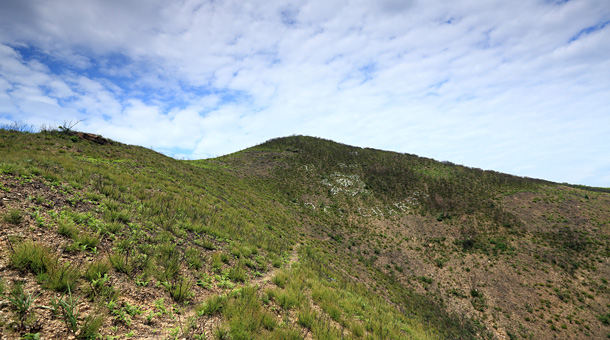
[45, 261, 80, 292]
[197, 295, 227, 316]
[135, 272, 150, 287]
[211, 252, 224, 273]
[108, 251, 132, 275]
[169, 276, 194, 302]
[3, 208, 24, 224]
[5, 280, 40, 331]
[77, 313, 105, 339]
[228, 264, 247, 283]
[84, 260, 111, 281]
[58, 217, 79, 239]
[272, 270, 290, 288]
[10, 240, 53, 274]
[56, 287, 81, 333]
[186, 247, 203, 270]
[123, 301, 144, 317]
[31, 209, 46, 227]
[598, 313, 610, 325]
[85, 273, 111, 299]
[275, 290, 298, 310]
[44, 294, 61, 318]
[75, 232, 101, 249]
[145, 310, 161, 325]
[297, 307, 316, 330]
[196, 272, 213, 290]
[107, 300, 133, 326]
[200, 238, 215, 250]
[154, 298, 169, 315]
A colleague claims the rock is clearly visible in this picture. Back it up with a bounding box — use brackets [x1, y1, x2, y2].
[76, 132, 110, 145]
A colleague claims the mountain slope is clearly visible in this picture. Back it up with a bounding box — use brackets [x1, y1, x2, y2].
[0, 129, 609, 339]
[213, 135, 610, 339]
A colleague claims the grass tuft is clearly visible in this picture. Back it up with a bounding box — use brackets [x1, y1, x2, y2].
[9, 240, 53, 274]
[169, 276, 194, 302]
[3, 209, 24, 225]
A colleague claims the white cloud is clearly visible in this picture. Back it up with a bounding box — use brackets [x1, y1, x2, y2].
[0, 0, 609, 186]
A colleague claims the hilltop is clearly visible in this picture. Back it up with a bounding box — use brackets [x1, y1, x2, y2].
[0, 128, 609, 339]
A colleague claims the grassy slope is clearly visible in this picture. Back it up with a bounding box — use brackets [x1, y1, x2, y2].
[1, 130, 609, 339]
[217, 135, 610, 340]
[0, 130, 442, 339]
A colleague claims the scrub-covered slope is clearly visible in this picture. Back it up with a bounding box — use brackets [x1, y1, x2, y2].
[0, 129, 453, 339]
[1, 129, 609, 339]
[216, 135, 610, 340]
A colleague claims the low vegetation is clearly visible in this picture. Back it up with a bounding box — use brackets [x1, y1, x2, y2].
[1, 126, 609, 339]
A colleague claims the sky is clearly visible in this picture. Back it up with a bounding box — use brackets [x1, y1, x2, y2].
[0, 0, 609, 187]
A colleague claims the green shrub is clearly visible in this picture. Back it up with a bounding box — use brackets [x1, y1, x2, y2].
[275, 290, 298, 310]
[297, 307, 316, 330]
[9, 240, 79, 292]
[471, 294, 487, 312]
[228, 264, 247, 283]
[313, 317, 342, 340]
[200, 238, 215, 250]
[212, 252, 224, 272]
[244, 258, 256, 270]
[84, 260, 111, 281]
[197, 295, 227, 316]
[186, 247, 203, 270]
[598, 313, 610, 325]
[268, 328, 302, 340]
[108, 251, 132, 275]
[351, 321, 365, 337]
[270, 254, 282, 268]
[230, 246, 241, 258]
[102, 199, 120, 212]
[3, 209, 24, 225]
[105, 221, 123, 234]
[155, 244, 181, 281]
[5, 280, 40, 329]
[106, 209, 130, 224]
[85, 192, 101, 202]
[45, 262, 80, 292]
[9, 241, 53, 274]
[77, 313, 104, 339]
[260, 311, 277, 331]
[240, 246, 252, 258]
[272, 270, 290, 288]
[169, 276, 194, 302]
[75, 232, 100, 249]
[58, 217, 79, 239]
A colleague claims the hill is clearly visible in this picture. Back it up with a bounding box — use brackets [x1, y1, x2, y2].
[0, 128, 609, 339]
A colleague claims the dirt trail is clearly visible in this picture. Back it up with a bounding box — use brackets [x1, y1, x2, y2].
[252, 243, 300, 286]
[174, 244, 301, 338]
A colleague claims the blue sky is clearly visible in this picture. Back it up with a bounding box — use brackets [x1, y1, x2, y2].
[1, 0, 609, 187]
